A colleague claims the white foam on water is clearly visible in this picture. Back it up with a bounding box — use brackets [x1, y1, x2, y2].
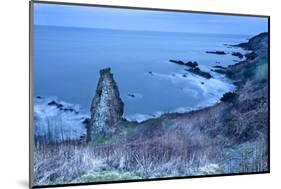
[125, 111, 165, 122]
[126, 70, 236, 122]
[33, 69, 236, 126]
[34, 96, 88, 142]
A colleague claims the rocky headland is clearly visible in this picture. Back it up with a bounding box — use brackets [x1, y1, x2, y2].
[85, 32, 268, 173]
[34, 32, 269, 185]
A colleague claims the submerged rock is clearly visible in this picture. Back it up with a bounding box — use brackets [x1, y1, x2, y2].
[169, 59, 198, 68]
[206, 51, 226, 55]
[47, 100, 63, 109]
[186, 61, 198, 68]
[169, 59, 185, 65]
[211, 69, 226, 74]
[231, 52, 244, 59]
[128, 93, 136, 98]
[61, 107, 78, 114]
[213, 65, 227, 69]
[185, 67, 213, 79]
[47, 100, 79, 114]
[87, 68, 124, 142]
[148, 71, 154, 75]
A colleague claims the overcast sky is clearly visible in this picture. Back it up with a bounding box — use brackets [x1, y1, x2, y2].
[34, 3, 268, 35]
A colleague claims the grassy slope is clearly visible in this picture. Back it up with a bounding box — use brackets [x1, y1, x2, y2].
[120, 32, 269, 174]
[33, 33, 269, 186]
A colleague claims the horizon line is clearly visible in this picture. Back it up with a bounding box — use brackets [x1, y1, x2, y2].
[34, 24, 264, 36]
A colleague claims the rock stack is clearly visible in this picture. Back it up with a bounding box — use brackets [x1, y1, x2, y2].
[86, 68, 124, 142]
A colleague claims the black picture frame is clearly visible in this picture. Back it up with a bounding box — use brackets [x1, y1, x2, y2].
[29, 1, 270, 188]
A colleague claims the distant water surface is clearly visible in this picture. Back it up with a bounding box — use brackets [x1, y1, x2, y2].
[34, 26, 249, 121]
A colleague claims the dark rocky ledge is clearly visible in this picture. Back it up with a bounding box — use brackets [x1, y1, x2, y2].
[213, 65, 227, 69]
[169, 59, 198, 68]
[128, 93, 136, 98]
[206, 51, 226, 55]
[47, 100, 79, 114]
[211, 65, 230, 75]
[185, 67, 213, 79]
[231, 52, 244, 59]
[169, 59, 212, 79]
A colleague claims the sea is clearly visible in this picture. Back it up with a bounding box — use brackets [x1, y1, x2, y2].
[34, 25, 250, 121]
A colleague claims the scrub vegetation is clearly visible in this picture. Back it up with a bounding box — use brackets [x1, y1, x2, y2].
[33, 32, 269, 186]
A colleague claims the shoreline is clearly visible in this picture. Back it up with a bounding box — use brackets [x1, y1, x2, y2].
[33, 32, 266, 135]
[33, 32, 268, 185]
[34, 69, 236, 124]
[34, 40, 244, 126]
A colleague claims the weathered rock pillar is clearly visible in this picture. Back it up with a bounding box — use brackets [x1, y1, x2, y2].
[87, 68, 124, 142]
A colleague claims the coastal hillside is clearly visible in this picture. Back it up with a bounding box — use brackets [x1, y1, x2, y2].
[33, 32, 268, 186]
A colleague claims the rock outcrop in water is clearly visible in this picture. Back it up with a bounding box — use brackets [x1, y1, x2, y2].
[86, 68, 124, 142]
[169, 59, 212, 79]
[169, 59, 198, 68]
[185, 67, 213, 79]
[206, 50, 226, 55]
[231, 52, 244, 59]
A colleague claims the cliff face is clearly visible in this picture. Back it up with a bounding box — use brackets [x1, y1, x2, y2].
[227, 32, 268, 82]
[124, 32, 268, 173]
[236, 32, 268, 60]
[87, 68, 124, 142]
[34, 33, 269, 185]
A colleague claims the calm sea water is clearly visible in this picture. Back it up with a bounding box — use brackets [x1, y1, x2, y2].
[34, 25, 249, 121]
